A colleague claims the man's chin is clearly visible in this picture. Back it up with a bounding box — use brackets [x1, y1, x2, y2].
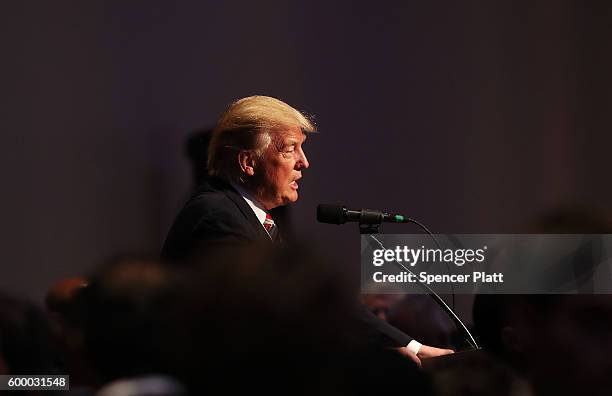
[282, 192, 299, 205]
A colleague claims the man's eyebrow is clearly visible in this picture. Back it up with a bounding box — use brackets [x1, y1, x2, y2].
[278, 132, 306, 147]
[284, 136, 303, 145]
[290, 133, 307, 143]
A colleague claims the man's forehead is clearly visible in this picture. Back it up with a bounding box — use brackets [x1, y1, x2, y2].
[273, 127, 307, 143]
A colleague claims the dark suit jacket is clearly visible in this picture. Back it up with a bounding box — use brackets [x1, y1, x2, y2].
[161, 177, 413, 347]
[161, 177, 272, 262]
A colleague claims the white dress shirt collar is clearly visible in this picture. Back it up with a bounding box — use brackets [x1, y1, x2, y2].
[229, 181, 267, 227]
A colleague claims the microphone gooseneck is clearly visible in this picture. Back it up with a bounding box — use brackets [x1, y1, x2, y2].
[316, 203, 479, 350]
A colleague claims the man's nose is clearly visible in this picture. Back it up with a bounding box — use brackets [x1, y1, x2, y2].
[297, 149, 309, 169]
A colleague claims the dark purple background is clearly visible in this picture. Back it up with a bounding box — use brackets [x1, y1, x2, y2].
[1, 1, 611, 315]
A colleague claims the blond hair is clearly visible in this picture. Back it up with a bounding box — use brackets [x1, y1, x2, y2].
[208, 95, 315, 180]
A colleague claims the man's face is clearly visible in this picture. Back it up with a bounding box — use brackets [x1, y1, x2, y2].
[253, 127, 309, 210]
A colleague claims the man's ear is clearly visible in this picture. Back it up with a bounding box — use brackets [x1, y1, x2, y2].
[238, 150, 256, 177]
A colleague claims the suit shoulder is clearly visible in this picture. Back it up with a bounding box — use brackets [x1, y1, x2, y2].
[176, 188, 241, 226]
[161, 186, 253, 261]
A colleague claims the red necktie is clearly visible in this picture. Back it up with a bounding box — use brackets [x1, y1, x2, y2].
[264, 213, 279, 242]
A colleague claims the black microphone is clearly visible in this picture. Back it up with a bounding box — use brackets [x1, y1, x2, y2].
[317, 204, 410, 225]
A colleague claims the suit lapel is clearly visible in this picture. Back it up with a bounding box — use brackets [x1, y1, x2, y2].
[209, 178, 271, 241]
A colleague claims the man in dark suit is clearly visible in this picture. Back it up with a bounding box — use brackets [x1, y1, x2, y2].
[161, 95, 452, 365]
[161, 95, 309, 258]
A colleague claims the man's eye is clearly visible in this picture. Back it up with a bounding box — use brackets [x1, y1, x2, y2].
[281, 150, 295, 158]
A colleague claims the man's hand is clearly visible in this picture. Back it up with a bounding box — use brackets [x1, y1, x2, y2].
[396, 346, 422, 367]
[396, 344, 454, 368]
[417, 344, 454, 359]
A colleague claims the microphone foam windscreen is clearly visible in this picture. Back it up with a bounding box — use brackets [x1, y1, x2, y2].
[317, 204, 345, 224]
